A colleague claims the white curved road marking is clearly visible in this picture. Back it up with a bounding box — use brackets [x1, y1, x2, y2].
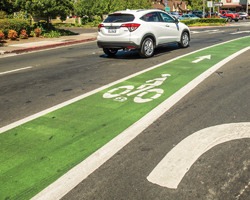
[147, 123, 250, 189]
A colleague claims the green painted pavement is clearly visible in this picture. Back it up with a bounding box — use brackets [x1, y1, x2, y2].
[1, 36, 250, 200]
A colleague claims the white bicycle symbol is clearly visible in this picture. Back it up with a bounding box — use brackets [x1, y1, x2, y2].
[103, 74, 171, 103]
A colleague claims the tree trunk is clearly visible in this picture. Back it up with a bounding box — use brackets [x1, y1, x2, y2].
[47, 16, 50, 29]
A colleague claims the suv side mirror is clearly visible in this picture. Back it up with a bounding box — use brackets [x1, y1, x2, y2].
[174, 18, 179, 23]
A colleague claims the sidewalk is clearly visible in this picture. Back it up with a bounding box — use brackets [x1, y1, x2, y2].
[0, 30, 98, 55]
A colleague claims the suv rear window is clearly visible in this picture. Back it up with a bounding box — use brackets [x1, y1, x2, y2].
[103, 14, 135, 23]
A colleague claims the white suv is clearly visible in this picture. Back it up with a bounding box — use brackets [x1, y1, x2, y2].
[97, 9, 191, 58]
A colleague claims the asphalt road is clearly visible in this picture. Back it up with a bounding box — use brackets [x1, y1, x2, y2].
[63, 49, 250, 200]
[1, 23, 249, 127]
[1, 22, 250, 199]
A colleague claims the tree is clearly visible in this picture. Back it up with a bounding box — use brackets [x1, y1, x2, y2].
[75, 0, 152, 20]
[189, 0, 203, 11]
[0, 0, 17, 14]
[188, 0, 211, 12]
[15, 0, 74, 28]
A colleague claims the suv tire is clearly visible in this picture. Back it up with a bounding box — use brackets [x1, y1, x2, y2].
[139, 37, 154, 58]
[103, 48, 118, 56]
[178, 32, 189, 48]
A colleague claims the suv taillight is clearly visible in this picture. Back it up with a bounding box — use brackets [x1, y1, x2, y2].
[121, 23, 140, 32]
[98, 24, 104, 32]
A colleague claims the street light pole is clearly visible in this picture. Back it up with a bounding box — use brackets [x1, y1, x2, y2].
[203, 0, 205, 18]
[247, 0, 249, 16]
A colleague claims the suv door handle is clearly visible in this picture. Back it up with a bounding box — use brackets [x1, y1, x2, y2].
[165, 24, 169, 27]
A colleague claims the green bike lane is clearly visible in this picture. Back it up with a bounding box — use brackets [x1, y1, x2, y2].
[1, 36, 250, 200]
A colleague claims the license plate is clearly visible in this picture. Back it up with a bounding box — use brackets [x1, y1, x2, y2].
[108, 27, 116, 33]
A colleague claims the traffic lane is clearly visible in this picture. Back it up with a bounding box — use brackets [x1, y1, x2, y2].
[1, 24, 248, 71]
[1, 25, 246, 73]
[0, 30, 246, 127]
[190, 25, 250, 44]
[62, 50, 250, 199]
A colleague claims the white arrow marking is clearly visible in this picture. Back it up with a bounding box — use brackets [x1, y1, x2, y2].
[192, 55, 211, 63]
[147, 123, 250, 189]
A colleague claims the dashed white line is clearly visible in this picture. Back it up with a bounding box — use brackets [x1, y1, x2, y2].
[0, 66, 32, 75]
[230, 31, 250, 35]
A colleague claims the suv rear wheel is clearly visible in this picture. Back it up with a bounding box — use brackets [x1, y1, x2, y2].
[178, 32, 189, 48]
[139, 37, 154, 58]
[103, 48, 118, 56]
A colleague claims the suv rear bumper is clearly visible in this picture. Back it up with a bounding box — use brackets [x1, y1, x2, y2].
[97, 41, 141, 49]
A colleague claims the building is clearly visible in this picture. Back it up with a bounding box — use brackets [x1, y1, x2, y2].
[221, 0, 250, 13]
[152, 0, 189, 13]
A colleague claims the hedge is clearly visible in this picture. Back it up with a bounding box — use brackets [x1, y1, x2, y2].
[0, 19, 31, 37]
[180, 18, 227, 26]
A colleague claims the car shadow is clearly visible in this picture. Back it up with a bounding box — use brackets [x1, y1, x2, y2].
[99, 44, 181, 59]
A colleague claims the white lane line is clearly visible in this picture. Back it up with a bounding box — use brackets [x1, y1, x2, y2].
[231, 31, 250, 35]
[208, 30, 224, 34]
[30, 38, 250, 200]
[0, 66, 32, 75]
[147, 123, 250, 189]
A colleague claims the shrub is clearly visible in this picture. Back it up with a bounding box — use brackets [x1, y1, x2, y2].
[0, 31, 5, 41]
[180, 18, 226, 26]
[43, 30, 61, 38]
[8, 30, 18, 40]
[0, 10, 7, 19]
[30, 31, 35, 37]
[31, 21, 47, 33]
[0, 19, 31, 37]
[34, 27, 42, 37]
[19, 29, 28, 39]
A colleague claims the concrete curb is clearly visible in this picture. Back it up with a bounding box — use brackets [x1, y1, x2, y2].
[1, 37, 97, 55]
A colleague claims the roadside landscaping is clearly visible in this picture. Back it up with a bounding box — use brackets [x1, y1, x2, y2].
[0, 17, 229, 44]
[0, 19, 75, 44]
[180, 18, 227, 27]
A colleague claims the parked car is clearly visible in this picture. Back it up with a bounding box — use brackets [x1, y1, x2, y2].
[204, 13, 228, 22]
[97, 9, 191, 58]
[169, 12, 181, 19]
[204, 12, 216, 18]
[69, 16, 78, 18]
[193, 11, 204, 18]
[220, 10, 240, 22]
[237, 12, 249, 20]
[179, 14, 199, 20]
[218, 13, 228, 21]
